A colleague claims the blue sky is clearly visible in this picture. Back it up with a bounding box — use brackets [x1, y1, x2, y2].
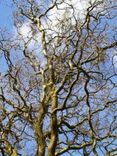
[0, 0, 13, 29]
[0, 0, 15, 73]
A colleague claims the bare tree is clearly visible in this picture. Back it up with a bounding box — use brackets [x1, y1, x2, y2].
[0, 0, 117, 156]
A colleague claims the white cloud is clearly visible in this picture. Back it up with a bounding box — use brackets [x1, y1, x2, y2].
[13, 0, 105, 57]
[113, 55, 117, 68]
[45, 0, 102, 32]
[15, 0, 104, 38]
[19, 22, 32, 39]
[13, 22, 46, 67]
[12, 22, 33, 46]
[13, 22, 41, 49]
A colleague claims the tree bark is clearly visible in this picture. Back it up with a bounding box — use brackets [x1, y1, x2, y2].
[34, 108, 46, 156]
[48, 92, 58, 156]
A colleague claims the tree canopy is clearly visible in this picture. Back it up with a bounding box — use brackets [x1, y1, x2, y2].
[0, 0, 117, 156]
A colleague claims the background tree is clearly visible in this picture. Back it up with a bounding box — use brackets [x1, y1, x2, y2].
[0, 0, 117, 156]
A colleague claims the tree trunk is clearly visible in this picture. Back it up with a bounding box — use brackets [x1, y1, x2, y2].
[34, 108, 46, 156]
[48, 92, 58, 156]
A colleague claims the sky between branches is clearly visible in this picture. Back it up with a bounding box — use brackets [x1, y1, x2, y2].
[17, 0, 117, 68]
[0, 0, 117, 69]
